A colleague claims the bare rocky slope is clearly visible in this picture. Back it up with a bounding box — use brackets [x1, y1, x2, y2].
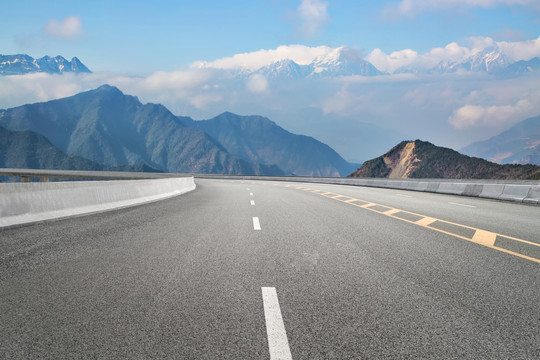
[348, 140, 540, 180]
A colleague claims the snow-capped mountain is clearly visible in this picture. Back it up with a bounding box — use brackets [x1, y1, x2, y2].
[250, 47, 384, 81]
[396, 45, 512, 75]
[256, 59, 312, 80]
[458, 46, 510, 73]
[310, 47, 383, 77]
[0, 54, 91, 75]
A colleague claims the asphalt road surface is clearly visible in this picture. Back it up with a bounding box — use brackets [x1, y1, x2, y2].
[1, 179, 539, 359]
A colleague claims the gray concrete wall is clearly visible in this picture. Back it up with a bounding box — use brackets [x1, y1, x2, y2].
[0, 177, 195, 229]
[195, 175, 540, 205]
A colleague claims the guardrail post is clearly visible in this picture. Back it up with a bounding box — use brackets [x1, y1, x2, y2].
[21, 176, 30, 183]
[39, 176, 49, 182]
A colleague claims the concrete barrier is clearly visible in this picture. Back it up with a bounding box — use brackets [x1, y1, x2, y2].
[478, 184, 505, 200]
[195, 175, 539, 205]
[524, 186, 540, 205]
[499, 184, 534, 203]
[0, 177, 195, 229]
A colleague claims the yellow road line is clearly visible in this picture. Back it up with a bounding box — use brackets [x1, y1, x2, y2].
[416, 217, 437, 227]
[383, 209, 402, 216]
[472, 230, 497, 247]
[272, 183, 540, 264]
[360, 203, 376, 209]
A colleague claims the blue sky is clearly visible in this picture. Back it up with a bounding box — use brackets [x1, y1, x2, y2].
[1, 0, 540, 162]
[2, 0, 539, 73]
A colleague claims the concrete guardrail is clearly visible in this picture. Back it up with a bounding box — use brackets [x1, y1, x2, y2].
[0, 177, 195, 229]
[194, 174, 540, 205]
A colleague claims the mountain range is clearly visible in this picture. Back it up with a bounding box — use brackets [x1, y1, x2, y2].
[203, 45, 540, 80]
[349, 140, 540, 180]
[395, 45, 512, 75]
[0, 85, 353, 176]
[181, 112, 354, 176]
[2, 47, 539, 80]
[461, 115, 540, 165]
[0, 54, 91, 75]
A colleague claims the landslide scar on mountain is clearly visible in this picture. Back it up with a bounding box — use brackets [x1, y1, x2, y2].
[348, 139, 540, 180]
[383, 141, 419, 178]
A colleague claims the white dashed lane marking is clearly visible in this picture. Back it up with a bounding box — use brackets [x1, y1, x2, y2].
[251, 200, 255, 206]
[449, 202, 476, 208]
[261, 287, 292, 360]
[253, 217, 261, 230]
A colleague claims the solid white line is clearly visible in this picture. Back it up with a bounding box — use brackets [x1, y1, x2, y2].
[251, 200, 255, 206]
[261, 287, 293, 360]
[448, 202, 476, 208]
[253, 217, 261, 230]
[396, 194, 413, 198]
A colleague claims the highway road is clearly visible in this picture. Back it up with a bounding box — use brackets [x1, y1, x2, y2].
[1, 179, 539, 359]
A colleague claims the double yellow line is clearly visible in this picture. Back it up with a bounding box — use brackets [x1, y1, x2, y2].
[272, 183, 540, 264]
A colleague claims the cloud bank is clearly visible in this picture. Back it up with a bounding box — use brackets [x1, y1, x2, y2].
[366, 35, 540, 73]
[192, 44, 335, 71]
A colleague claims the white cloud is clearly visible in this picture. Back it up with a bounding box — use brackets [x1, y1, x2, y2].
[498, 35, 540, 62]
[192, 44, 334, 71]
[140, 70, 213, 93]
[296, 0, 329, 37]
[428, 42, 471, 63]
[43, 16, 83, 39]
[366, 48, 419, 73]
[0, 69, 217, 111]
[449, 97, 540, 130]
[384, 0, 539, 18]
[246, 74, 268, 93]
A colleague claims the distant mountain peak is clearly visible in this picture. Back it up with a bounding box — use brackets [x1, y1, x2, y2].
[466, 45, 510, 73]
[191, 111, 354, 177]
[310, 47, 384, 77]
[256, 59, 310, 80]
[0, 54, 91, 75]
[95, 84, 123, 93]
[246, 46, 385, 80]
[461, 115, 540, 165]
